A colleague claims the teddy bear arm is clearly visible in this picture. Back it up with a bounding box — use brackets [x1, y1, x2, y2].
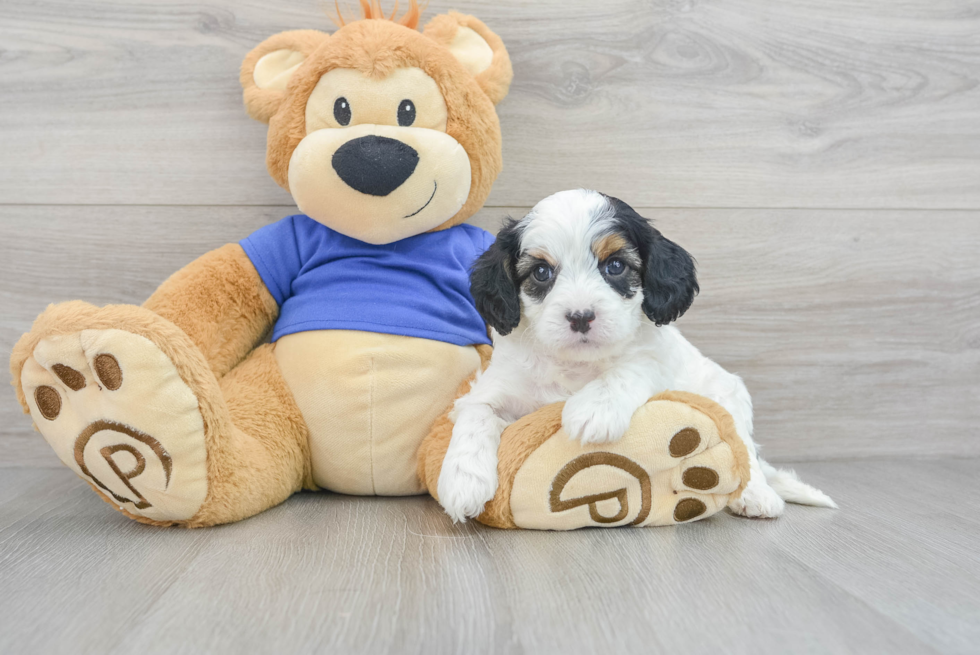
[143, 243, 279, 379]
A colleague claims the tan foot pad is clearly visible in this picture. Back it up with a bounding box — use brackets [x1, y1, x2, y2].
[20, 329, 208, 522]
[506, 394, 748, 530]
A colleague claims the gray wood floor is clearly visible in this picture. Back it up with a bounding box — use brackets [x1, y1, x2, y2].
[1, 459, 977, 655]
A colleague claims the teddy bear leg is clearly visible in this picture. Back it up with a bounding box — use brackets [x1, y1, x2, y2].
[11, 301, 309, 527]
[189, 342, 312, 527]
[142, 243, 279, 380]
[420, 390, 751, 530]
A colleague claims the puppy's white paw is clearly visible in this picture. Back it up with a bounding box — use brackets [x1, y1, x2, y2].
[437, 454, 498, 523]
[729, 478, 786, 518]
[562, 384, 634, 445]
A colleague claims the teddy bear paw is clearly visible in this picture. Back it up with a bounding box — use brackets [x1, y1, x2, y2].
[20, 328, 209, 523]
[500, 395, 750, 529]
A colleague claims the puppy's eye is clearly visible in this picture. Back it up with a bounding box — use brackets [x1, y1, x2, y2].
[334, 97, 351, 126]
[531, 263, 553, 283]
[398, 99, 416, 127]
[604, 258, 625, 277]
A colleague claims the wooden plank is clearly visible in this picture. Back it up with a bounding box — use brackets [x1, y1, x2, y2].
[2, 205, 978, 465]
[5, 462, 974, 654]
[1, 0, 979, 208]
[766, 459, 980, 655]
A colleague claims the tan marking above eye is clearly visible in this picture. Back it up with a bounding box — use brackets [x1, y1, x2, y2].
[306, 67, 448, 134]
[593, 233, 629, 262]
[525, 249, 557, 268]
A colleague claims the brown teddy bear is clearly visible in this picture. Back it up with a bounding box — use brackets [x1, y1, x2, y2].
[9, 2, 748, 529]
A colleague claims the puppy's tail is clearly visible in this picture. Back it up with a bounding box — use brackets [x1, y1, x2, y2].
[761, 460, 838, 509]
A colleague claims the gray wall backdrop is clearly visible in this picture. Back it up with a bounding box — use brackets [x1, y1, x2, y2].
[2, 0, 978, 466]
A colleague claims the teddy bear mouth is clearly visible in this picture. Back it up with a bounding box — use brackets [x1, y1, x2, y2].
[403, 180, 438, 218]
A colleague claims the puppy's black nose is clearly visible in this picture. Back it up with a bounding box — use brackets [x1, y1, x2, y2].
[332, 135, 419, 196]
[566, 310, 596, 334]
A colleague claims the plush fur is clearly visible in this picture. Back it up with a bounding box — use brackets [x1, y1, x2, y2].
[332, 0, 424, 30]
[435, 190, 837, 522]
[241, 30, 330, 124]
[143, 244, 279, 379]
[423, 13, 514, 105]
[251, 12, 511, 229]
[419, 389, 751, 529]
[9, 7, 779, 531]
[10, 301, 312, 528]
[9, 4, 513, 528]
[204, 343, 313, 527]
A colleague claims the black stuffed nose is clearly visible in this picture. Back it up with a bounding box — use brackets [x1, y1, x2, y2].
[566, 310, 596, 334]
[332, 135, 419, 197]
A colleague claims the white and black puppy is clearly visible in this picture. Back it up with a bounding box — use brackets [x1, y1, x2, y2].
[437, 189, 836, 522]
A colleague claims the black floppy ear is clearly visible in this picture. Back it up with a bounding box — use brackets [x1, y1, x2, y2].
[470, 219, 523, 336]
[604, 195, 699, 326]
[641, 231, 699, 326]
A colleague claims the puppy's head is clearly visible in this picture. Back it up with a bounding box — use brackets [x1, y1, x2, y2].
[471, 189, 698, 360]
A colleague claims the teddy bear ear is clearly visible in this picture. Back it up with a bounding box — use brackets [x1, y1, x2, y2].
[423, 12, 513, 105]
[240, 30, 329, 123]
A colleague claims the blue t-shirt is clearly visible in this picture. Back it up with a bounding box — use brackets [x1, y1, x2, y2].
[240, 215, 493, 346]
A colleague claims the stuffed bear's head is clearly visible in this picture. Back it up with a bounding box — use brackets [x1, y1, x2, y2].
[240, 1, 512, 245]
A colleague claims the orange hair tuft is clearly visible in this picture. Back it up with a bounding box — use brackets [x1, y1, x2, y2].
[331, 0, 426, 30]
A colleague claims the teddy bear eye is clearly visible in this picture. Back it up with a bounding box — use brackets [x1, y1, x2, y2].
[397, 99, 416, 127]
[334, 97, 351, 126]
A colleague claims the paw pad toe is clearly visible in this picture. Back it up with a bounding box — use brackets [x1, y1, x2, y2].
[669, 427, 701, 457]
[94, 354, 123, 390]
[674, 497, 707, 522]
[52, 364, 85, 391]
[682, 466, 719, 490]
[34, 386, 62, 420]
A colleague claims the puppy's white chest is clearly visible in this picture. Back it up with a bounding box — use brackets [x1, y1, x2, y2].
[537, 362, 600, 400]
